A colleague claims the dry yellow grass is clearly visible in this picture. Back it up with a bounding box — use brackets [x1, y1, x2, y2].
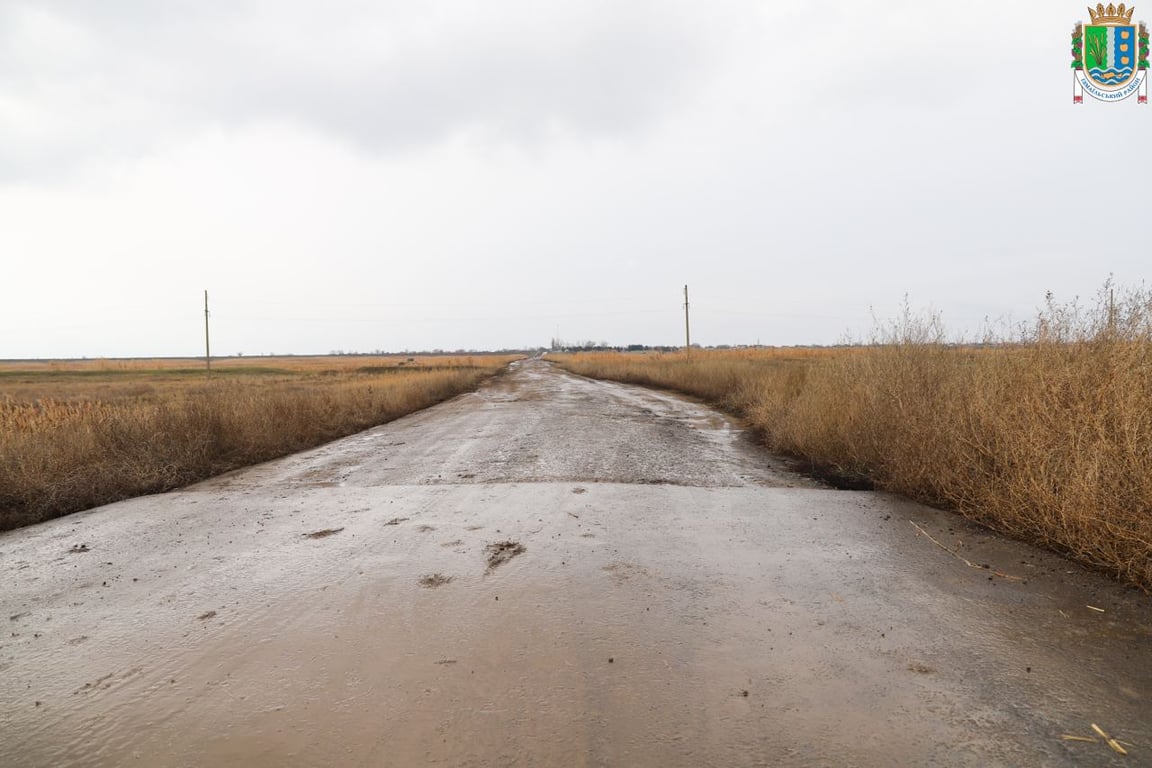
[552, 288, 1152, 589]
[0, 355, 518, 530]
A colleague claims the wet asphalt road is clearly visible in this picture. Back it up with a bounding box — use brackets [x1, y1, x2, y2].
[2, 359, 1150, 767]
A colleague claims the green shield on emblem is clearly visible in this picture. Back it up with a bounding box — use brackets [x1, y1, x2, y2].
[1084, 24, 1138, 87]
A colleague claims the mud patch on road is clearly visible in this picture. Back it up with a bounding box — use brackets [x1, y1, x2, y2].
[417, 525, 436, 533]
[485, 540, 525, 572]
[603, 562, 648, 585]
[419, 573, 454, 588]
[302, 527, 344, 539]
[793, 461, 876, 491]
[73, 668, 142, 696]
[384, 517, 409, 526]
[74, 673, 114, 695]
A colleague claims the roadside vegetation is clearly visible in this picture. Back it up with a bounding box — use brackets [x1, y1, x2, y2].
[551, 285, 1152, 589]
[0, 355, 518, 531]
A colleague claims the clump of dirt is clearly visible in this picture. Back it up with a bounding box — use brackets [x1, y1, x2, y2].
[572, 487, 587, 495]
[908, 662, 935, 675]
[419, 573, 454, 588]
[69, 544, 90, 554]
[417, 525, 436, 533]
[303, 527, 344, 539]
[485, 540, 526, 572]
[384, 517, 409, 526]
[197, 611, 217, 621]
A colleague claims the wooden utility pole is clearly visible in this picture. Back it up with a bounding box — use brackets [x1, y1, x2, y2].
[683, 285, 691, 356]
[204, 290, 211, 379]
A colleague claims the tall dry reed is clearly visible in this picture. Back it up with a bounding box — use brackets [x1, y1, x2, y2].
[553, 286, 1152, 588]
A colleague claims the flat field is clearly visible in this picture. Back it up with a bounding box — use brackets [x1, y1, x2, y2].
[0, 354, 518, 530]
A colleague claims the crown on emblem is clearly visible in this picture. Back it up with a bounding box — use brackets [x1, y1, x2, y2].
[1088, 3, 1137, 24]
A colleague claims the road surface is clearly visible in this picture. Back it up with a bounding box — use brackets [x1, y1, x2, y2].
[3, 359, 1150, 767]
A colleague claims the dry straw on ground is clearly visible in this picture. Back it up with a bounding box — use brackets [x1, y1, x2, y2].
[553, 285, 1152, 589]
[0, 355, 517, 531]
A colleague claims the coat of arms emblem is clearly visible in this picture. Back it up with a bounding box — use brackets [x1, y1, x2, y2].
[1072, 4, 1150, 102]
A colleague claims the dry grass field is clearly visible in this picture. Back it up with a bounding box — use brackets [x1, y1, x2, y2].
[552, 288, 1152, 589]
[0, 354, 518, 531]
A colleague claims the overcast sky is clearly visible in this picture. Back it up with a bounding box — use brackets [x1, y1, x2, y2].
[0, 0, 1146, 358]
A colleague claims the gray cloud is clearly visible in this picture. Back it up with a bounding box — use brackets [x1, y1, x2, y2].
[0, 0, 723, 178]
